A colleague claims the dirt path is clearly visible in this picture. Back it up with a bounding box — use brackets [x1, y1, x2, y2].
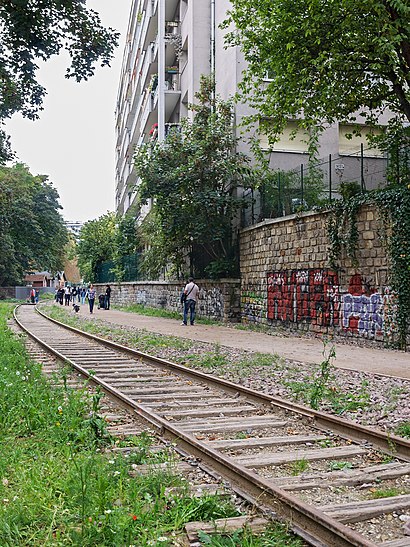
[75, 306, 410, 380]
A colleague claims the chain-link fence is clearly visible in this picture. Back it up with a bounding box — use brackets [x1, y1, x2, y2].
[95, 254, 142, 284]
[241, 146, 393, 227]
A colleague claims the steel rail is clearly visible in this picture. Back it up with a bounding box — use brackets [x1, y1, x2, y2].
[34, 304, 410, 462]
[13, 305, 406, 546]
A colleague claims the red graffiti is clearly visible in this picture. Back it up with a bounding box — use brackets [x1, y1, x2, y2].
[267, 272, 292, 321]
[267, 269, 340, 326]
[348, 273, 376, 297]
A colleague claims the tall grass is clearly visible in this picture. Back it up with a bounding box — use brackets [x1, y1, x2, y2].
[0, 303, 241, 545]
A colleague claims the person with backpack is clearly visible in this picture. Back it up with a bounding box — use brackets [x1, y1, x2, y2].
[181, 277, 200, 326]
[86, 284, 96, 314]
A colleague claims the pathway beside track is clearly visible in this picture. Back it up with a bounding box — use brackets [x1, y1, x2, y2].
[71, 305, 410, 380]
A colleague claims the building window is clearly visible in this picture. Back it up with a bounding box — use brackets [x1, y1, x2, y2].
[339, 124, 384, 157]
[259, 121, 309, 153]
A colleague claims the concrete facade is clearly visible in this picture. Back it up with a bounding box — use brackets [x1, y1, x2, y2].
[94, 279, 241, 322]
[116, 1, 389, 220]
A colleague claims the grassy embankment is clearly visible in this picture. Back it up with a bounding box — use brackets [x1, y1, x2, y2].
[0, 302, 304, 546]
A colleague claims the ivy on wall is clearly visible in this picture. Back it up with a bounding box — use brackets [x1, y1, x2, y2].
[327, 186, 410, 350]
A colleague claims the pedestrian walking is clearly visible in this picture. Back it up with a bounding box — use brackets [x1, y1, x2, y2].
[86, 284, 96, 314]
[104, 284, 111, 310]
[80, 287, 86, 305]
[181, 277, 200, 326]
[64, 286, 71, 306]
[35, 289, 39, 304]
[29, 287, 36, 304]
[58, 286, 64, 305]
[54, 287, 59, 302]
[77, 287, 81, 303]
[71, 286, 77, 303]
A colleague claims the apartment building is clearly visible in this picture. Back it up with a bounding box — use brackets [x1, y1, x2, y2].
[115, 0, 388, 219]
[64, 220, 83, 241]
[115, 0, 211, 216]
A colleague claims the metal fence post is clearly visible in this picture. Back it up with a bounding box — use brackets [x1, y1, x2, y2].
[300, 164, 304, 206]
[361, 143, 365, 192]
[329, 154, 332, 201]
[278, 173, 282, 216]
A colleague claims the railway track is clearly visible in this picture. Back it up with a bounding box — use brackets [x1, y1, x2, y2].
[14, 304, 410, 547]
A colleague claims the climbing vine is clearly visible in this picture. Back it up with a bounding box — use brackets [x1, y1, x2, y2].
[327, 186, 410, 350]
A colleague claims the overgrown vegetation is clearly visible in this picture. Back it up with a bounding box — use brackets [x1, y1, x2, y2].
[0, 1, 119, 162]
[43, 304, 194, 353]
[0, 302, 248, 545]
[395, 421, 410, 439]
[290, 459, 309, 476]
[134, 75, 258, 279]
[369, 487, 403, 500]
[0, 163, 68, 286]
[224, 1, 410, 150]
[327, 184, 410, 350]
[77, 212, 141, 283]
[198, 523, 304, 546]
[258, 164, 325, 219]
[115, 302, 221, 325]
[283, 342, 370, 415]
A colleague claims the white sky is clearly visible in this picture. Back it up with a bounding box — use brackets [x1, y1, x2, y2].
[5, 1, 131, 223]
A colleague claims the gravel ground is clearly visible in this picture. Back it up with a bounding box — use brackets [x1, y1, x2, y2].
[57, 312, 410, 437]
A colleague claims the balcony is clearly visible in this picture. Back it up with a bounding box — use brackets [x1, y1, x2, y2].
[165, 20, 180, 35]
[150, 35, 159, 63]
[140, 91, 155, 134]
[165, 71, 180, 91]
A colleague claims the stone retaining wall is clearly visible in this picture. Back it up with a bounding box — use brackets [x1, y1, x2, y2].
[239, 205, 394, 343]
[0, 287, 15, 299]
[94, 279, 241, 322]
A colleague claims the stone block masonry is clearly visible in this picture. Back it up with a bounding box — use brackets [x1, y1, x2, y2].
[240, 205, 395, 344]
[94, 280, 241, 323]
[0, 287, 16, 299]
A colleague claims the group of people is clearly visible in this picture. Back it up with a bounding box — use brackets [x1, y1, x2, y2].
[54, 284, 112, 314]
[55, 285, 87, 306]
[53, 277, 200, 324]
[29, 288, 39, 304]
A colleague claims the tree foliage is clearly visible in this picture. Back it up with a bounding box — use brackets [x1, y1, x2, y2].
[134, 75, 257, 279]
[76, 212, 140, 282]
[76, 212, 117, 283]
[224, 0, 410, 140]
[0, 163, 68, 285]
[0, 0, 119, 161]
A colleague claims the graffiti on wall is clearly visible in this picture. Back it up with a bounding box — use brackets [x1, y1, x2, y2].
[341, 273, 383, 336]
[267, 269, 340, 327]
[263, 270, 393, 338]
[242, 291, 265, 323]
[201, 287, 224, 319]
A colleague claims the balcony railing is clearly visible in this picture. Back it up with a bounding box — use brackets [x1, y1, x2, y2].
[165, 20, 180, 34]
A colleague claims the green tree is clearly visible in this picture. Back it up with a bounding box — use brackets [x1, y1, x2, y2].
[134, 75, 257, 279]
[224, 0, 410, 140]
[112, 213, 141, 281]
[0, 0, 119, 161]
[77, 212, 117, 282]
[0, 163, 68, 285]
